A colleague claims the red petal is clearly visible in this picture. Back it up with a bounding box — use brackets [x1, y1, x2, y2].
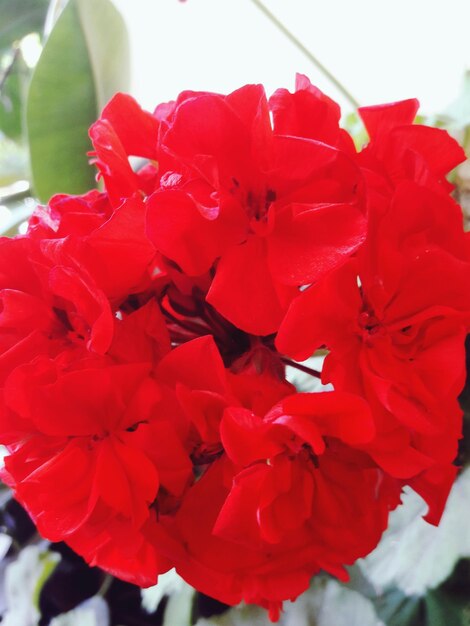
[359, 99, 419, 139]
[270, 74, 352, 151]
[220, 407, 282, 466]
[409, 464, 458, 525]
[99, 93, 159, 159]
[146, 189, 239, 276]
[85, 197, 155, 298]
[212, 463, 270, 546]
[391, 125, 465, 177]
[269, 202, 366, 285]
[89, 119, 139, 204]
[281, 391, 375, 445]
[276, 261, 360, 361]
[156, 335, 228, 395]
[207, 236, 297, 335]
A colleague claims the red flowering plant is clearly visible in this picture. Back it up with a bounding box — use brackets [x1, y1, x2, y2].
[0, 74, 468, 621]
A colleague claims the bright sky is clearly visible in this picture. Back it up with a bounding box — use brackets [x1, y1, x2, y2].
[112, 0, 470, 117]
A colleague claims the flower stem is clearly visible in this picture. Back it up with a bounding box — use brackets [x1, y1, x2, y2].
[281, 357, 321, 379]
[249, 0, 360, 109]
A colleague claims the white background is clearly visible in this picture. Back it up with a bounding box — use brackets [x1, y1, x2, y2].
[112, 0, 470, 116]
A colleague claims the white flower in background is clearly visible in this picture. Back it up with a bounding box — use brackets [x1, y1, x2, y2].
[359, 467, 470, 596]
[142, 568, 195, 625]
[141, 568, 191, 614]
[2, 545, 59, 626]
[196, 578, 384, 626]
[285, 579, 384, 626]
[0, 445, 8, 468]
[0, 533, 13, 561]
[49, 596, 110, 626]
[0, 532, 13, 616]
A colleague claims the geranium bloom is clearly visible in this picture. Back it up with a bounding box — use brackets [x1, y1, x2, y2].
[278, 179, 470, 524]
[158, 388, 399, 619]
[357, 98, 464, 202]
[28, 192, 156, 302]
[89, 79, 367, 335]
[0, 235, 114, 374]
[0, 77, 467, 622]
[1, 355, 192, 585]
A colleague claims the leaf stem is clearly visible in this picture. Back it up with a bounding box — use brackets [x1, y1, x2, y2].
[249, 0, 360, 109]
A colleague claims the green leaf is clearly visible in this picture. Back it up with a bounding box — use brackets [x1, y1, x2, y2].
[0, 0, 49, 53]
[32, 551, 61, 609]
[375, 590, 424, 626]
[0, 70, 21, 140]
[425, 588, 469, 626]
[26, 0, 130, 202]
[0, 51, 29, 140]
[425, 560, 470, 626]
[372, 562, 470, 626]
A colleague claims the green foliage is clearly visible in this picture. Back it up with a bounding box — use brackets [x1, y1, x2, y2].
[342, 111, 368, 150]
[425, 589, 469, 626]
[375, 590, 424, 626]
[26, 0, 130, 202]
[0, 51, 29, 140]
[0, 0, 49, 54]
[32, 550, 60, 609]
[372, 561, 470, 626]
[0, 0, 49, 143]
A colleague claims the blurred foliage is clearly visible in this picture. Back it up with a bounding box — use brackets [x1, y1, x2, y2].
[0, 0, 129, 205]
[0, 49, 24, 140]
[0, 136, 29, 186]
[372, 560, 470, 626]
[343, 111, 368, 150]
[0, 0, 50, 186]
[27, 0, 130, 201]
[0, 0, 49, 53]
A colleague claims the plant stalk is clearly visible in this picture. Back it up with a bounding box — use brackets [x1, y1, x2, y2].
[249, 0, 360, 109]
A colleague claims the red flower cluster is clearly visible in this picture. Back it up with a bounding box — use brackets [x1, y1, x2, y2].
[0, 75, 468, 619]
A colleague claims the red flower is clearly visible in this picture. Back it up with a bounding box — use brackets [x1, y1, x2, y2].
[0, 79, 466, 621]
[29, 192, 156, 302]
[157, 390, 398, 618]
[0, 236, 114, 376]
[357, 98, 465, 213]
[152, 335, 293, 458]
[88, 94, 161, 206]
[277, 182, 470, 523]
[269, 74, 356, 152]
[1, 357, 191, 585]
[141, 82, 367, 335]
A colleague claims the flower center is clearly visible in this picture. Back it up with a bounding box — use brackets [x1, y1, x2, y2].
[358, 308, 385, 344]
[245, 188, 276, 222]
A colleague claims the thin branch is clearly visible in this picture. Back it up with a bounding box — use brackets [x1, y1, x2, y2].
[0, 46, 20, 95]
[97, 573, 113, 598]
[249, 0, 360, 109]
[282, 357, 321, 379]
